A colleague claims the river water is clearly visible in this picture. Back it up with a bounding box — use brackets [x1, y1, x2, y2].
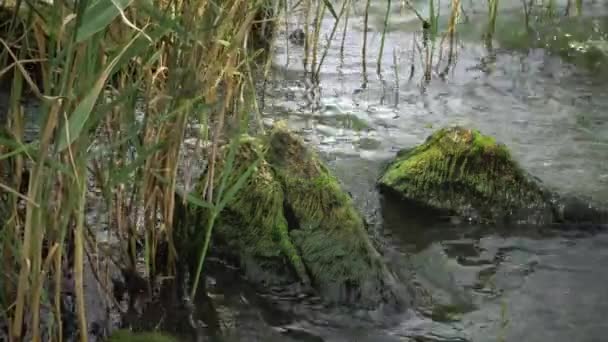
[209, 0, 608, 341]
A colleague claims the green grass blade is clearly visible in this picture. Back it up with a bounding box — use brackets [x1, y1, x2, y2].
[217, 157, 260, 210]
[179, 190, 215, 210]
[75, 0, 134, 43]
[215, 137, 240, 206]
[56, 29, 150, 152]
[321, 0, 339, 20]
[108, 143, 164, 187]
[0, 140, 36, 160]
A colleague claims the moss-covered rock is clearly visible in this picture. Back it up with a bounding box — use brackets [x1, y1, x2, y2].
[378, 126, 555, 224]
[209, 135, 310, 286]
[193, 122, 407, 309]
[266, 123, 403, 306]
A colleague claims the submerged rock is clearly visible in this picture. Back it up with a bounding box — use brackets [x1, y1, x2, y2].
[378, 126, 608, 225]
[190, 122, 408, 309]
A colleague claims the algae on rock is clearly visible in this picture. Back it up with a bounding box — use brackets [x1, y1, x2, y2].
[267, 123, 402, 307]
[378, 126, 553, 224]
[191, 122, 406, 308]
[210, 136, 310, 286]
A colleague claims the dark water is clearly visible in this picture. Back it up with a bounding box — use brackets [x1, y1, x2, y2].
[209, 0, 608, 341]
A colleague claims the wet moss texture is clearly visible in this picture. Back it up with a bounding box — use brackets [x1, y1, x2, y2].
[378, 126, 553, 224]
[193, 122, 404, 308]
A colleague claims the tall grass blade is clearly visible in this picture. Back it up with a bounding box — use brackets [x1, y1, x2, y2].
[377, 0, 392, 75]
[321, 0, 339, 20]
[56, 29, 151, 151]
[190, 153, 260, 300]
[76, 0, 134, 42]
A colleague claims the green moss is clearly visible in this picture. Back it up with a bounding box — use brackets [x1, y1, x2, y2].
[211, 139, 309, 284]
[190, 121, 403, 307]
[107, 329, 178, 342]
[379, 126, 551, 224]
[266, 123, 398, 306]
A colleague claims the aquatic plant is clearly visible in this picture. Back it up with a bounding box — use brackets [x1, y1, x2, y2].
[485, 0, 499, 44]
[362, 0, 372, 83]
[0, 0, 280, 340]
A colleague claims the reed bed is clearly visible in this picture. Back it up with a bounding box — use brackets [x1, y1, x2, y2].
[0, 0, 278, 340]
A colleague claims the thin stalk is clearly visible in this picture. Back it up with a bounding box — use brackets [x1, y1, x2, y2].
[284, 0, 290, 68]
[190, 210, 217, 299]
[303, 0, 313, 71]
[11, 102, 57, 339]
[486, 0, 499, 44]
[310, 0, 326, 79]
[446, 0, 460, 66]
[74, 165, 88, 342]
[392, 47, 399, 106]
[362, 0, 372, 84]
[546, 0, 555, 17]
[377, 0, 392, 75]
[316, 0, 349, 78]
[424, 40, 432, 81]
[429, 0, 435, 33]
[339, 0, 351, 60]
[522, 0, 530, 33]
[409, 34, 416, 80]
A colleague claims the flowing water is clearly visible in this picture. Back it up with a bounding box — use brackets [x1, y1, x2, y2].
[205, 0, 608, 341]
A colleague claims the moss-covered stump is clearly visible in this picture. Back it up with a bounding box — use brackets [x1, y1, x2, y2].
[196, 123, 406, 309]
[378, 126, 555, 224]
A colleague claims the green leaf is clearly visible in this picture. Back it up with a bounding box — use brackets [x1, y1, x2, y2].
[217, 158, 259, 211]
[152, 172, 214, 210]
[179, 189, 215, 210]
[56, 29, 153, 152]
[321, 0, 339, 20]
[111, 25, 171, 73]
[0, 139, 37, 160]
[76, 0, 134, 43]
[215, 136, 240, 204]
